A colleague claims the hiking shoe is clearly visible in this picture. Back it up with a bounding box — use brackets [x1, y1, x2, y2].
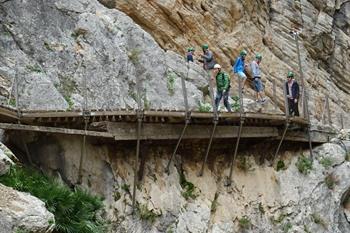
[261, 98, 267, 103]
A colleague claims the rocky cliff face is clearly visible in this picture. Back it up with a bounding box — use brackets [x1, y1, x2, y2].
[0, 0, 349, 126]
[100, 0, 350, 127]
[9, 130, 350, 233]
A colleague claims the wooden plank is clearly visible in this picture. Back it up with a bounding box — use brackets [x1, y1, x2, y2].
[0, 106, 19, 120]
[0, 123, 113, 138]
[284, 130, 336, 143]
[107, 122, 279, 140]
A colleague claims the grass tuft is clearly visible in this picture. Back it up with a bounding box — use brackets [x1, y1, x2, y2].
[166, 71, 176, 95]
[325, 173, 338, 190]
[296, 155, 313, 175]
[238, 216, 251, 230]
[179, 173, 197, 200]
[319, 157, 332, 169]
[276, 160, 286, 171]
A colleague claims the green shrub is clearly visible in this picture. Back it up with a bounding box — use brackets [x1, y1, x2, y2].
[9, 98, 16, 107]
[128, 48, 141, 64]
[311, 213, 327, 228]
[276, 160, 286, 171]
[282, 222, 292, 233]
[136, 203, 160, 223]
[319, 157, 332, 169]
[230, 95, 240, 112]
[0, 166, 106, 233]
[296, 155, 313, 175]
[198, 102, 211, 112]
[64, 95, 74, 110]
[236, 156, 252, 172]
[179, 173, 197, 200]
[26, 64, 42, 73]
[325, 173, 338, 190]
[166, 71, 176, 95]
[238, 216, 251, 230]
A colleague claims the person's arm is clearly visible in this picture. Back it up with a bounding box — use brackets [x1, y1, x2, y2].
[233, 58, 239, 73]
[251, 61, 257, 77]
[202, 51, 213, 61]
[223, 74, 230, 91]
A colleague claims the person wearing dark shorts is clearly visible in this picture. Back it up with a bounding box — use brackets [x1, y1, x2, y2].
[250, 53, 266, 103]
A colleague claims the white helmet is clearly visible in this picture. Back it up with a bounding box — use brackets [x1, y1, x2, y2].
[214, 64, 221, 69]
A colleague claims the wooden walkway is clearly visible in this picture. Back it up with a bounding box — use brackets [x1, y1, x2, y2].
[0, 106, 335, 143]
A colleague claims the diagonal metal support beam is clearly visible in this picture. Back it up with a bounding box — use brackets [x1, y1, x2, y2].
[224, 118, 245, 186]
[165, 62, 191, 174]
[273, 121, 289, 162]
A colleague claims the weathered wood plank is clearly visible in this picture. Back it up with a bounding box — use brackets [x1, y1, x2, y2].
[0, 123, 113, 138]
[107, 122, 279, 140]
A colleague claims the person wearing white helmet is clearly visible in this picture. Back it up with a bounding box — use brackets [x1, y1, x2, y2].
[213, 64, 231, 112]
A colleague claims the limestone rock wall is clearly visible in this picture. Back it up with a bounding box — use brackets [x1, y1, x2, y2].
[13, 131, 350, 233]
[100, 0, 350, 127]
[0, 0, 207, 111]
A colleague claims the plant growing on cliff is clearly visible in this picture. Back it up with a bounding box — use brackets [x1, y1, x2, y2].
[179, 172, 197, 200]
[231, 95, 240, 112]
[238, 216, 251, 230]
[210, 192, 219, 213]
[319, 157, 332, 169]
[128, 48, 141, 64]
[166, 71, 176, 95]
[311, 213, 327, 229]
[236, 156, 252, 172]
[282, 222, 292, 232]
[276, 160, 286, 171]
[325, 173, 338, 189]
[0, 166, 107, 233]
[136, 203, 160, 223]
[198, 101, 211, 112]
[296, 155, 313, 175]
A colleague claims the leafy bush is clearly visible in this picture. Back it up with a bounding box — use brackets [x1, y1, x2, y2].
[166, 71, 176, 95]
[319, 157, 332, 169]
[198, 102, 212, 112]
[179, 173, 197, 200]
[236, 156, 252, 172]
[296, 155, 313, 175]
[230, 95, 241, 112]
[238, 216, 251, 230]
[282, 222, 292, 233]
[0, 166, 106, 233]
[325, 173, 338, 189]
[276, 160, 286, 171]
[136, 203, 160, 223]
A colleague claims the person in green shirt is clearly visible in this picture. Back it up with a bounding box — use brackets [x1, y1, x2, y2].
[213, 64, 231, 112]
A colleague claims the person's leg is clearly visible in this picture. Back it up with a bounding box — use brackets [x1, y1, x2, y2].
[238, 72, 247, 93]
[254, 78, 259, 101]
[288, 99, 294, 116]
[223, 90, 231, 112]
[294, 99, 300, 116]
[215, 91, 223, 111]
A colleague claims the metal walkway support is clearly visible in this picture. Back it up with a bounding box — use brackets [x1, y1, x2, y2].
[132, 73, 143, 214]
[273, 82, 290, 163]
[198, 70, 218, 177]
[77, 117, 88, 184]
[225, 77, 244, 186]
[305, 90, 313, 159]
[165, 62, 191, 174]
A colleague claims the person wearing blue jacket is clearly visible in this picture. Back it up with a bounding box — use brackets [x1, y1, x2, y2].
[233, 50, 248, 92]
[285, 71, 300, 116]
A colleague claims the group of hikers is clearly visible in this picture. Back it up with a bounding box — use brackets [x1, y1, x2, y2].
[186, 44, 300, 116]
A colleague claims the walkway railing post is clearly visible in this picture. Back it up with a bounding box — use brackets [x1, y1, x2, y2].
[273, 81, 290, 163]
[340, 113, 344, 129]
[325, 95, 331, 126]
[292, 30, 306, 119]
[305, 90, 313, 159]
[225, 77, 245, 186]
[273, 80, 277, 110]
[165, 61, 191, 174]
[132, 73, 143, 214]
[198, 71, 218, 177]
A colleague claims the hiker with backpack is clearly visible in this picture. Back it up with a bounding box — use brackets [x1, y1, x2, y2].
[200, 44, 216, 70]
[285, 71, 300, 116]
[212, 64, 232, 112]
[251, 53, 266, 103]
[233, 50, 248, 93]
